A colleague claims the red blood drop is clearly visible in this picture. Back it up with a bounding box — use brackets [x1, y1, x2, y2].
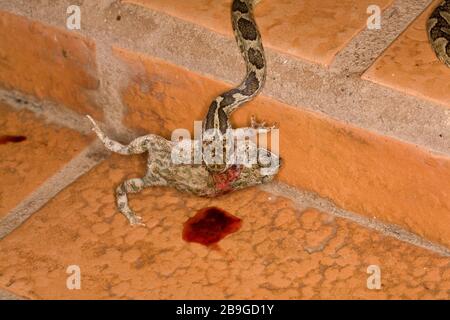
[183, 207, 242, 246]
[0, 135, 27, 145]
[212, 165, 241, 192]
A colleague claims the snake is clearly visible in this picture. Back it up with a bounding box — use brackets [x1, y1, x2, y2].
[202, 0, 267, 172]
[427, 0, 450, 67]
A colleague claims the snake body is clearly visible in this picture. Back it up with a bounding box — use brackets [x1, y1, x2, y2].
[202, 0, 266, 172]
[427, 0, 450, 67]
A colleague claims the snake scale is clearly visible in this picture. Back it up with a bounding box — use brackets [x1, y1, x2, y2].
[427, 0, 450, 67]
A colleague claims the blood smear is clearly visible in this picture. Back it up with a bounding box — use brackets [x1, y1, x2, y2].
[0, 135, 26, 145]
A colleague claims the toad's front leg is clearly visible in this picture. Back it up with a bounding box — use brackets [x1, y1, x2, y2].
[250, 115, 278, 133]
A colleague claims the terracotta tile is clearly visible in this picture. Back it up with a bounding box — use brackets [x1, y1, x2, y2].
[124, 0, 394, 66]
[0, 154, 448, 299]
[0, 104, 92, 217]
[0, 11, 102, 118]
[363, 0, 450, 107]
[114, 47, 450, 248]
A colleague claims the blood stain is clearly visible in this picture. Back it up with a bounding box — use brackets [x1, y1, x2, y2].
[183, 207, 242, 246]
[0, 135, 27, 145]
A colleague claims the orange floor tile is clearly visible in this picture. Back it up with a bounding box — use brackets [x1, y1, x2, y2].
[0, 154, 448, 299]
[124, 0, 394, 66]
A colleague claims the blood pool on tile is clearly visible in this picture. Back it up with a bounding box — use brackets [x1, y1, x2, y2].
[182, 207, 242, 246]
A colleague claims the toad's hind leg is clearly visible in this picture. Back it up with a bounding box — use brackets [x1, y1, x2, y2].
[116, 177, 151, 226]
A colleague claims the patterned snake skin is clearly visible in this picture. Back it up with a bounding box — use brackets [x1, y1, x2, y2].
[202, 0, 266, 172]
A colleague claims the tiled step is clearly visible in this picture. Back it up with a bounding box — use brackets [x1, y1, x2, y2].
[0, 154, 448, 299]
[0, 103, 92, 218]
[0, 11, 101, 119]
[0, 0, 450, 292]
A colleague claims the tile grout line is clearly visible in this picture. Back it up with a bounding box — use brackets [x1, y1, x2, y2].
[330, 0, 434, 73]
[0, 88, 139, 141]
[0, 88, 93, 135]
[260, 182, 450, 257]
[0, 288, 27, 300]
[0, 141, 109, 240]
